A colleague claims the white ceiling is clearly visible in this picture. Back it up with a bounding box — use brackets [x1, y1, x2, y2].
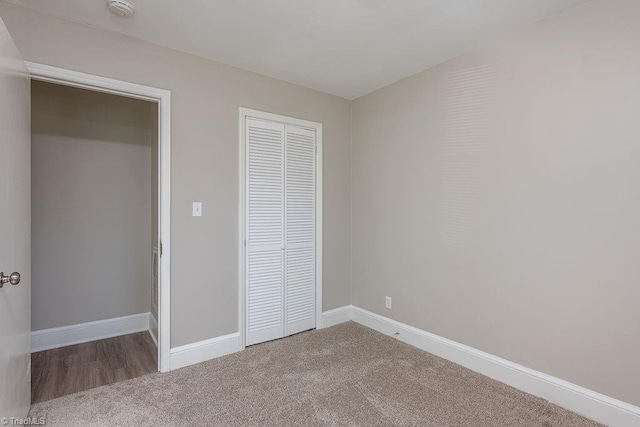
[6, 0, 589, 99]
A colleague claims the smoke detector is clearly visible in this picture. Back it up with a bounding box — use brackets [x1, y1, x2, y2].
[107, 0, 135, 18]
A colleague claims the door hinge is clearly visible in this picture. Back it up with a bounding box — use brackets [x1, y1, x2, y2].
[160, 241, 163, 257]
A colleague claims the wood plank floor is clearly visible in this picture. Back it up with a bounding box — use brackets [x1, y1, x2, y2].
[31, 331, 157, 403]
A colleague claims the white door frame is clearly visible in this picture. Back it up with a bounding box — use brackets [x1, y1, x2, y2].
[26, 62, 172, 372]
[238, 107, 323, 350]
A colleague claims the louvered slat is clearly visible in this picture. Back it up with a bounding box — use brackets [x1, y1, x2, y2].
[246, 119, 285, 346]
[284, 125, 316, 336]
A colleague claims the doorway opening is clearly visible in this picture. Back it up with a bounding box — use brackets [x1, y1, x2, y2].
[26, 64, 171, 402]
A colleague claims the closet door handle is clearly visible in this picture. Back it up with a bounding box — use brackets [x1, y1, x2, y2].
[0, 271, 21, 288]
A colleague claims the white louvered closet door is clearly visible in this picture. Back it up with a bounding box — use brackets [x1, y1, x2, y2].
[245, 117, 317, 346]
[246, 118, 286, 346]
[284, 125, 316, 336]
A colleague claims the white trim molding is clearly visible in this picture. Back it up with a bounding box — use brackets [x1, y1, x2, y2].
[170, 306, 349, 370]
[26, 62, 172, 373]
[350, 306, 640, 427]
[238, 107, 323, 350]
[170, 333, 241, 370]
[320, 306, 353, 328]
[149, 313, 158, 347]
[31, 313, 150, 352]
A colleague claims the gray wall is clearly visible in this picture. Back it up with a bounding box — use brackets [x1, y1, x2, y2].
[0, 2, 352, 346]
[351, 0, 640, 406]
[31, 81, 155, 330]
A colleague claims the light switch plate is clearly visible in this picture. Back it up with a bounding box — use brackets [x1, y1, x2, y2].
[192, 202, 202, 217]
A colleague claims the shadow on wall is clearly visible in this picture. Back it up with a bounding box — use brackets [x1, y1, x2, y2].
[31, 80, 155, 146]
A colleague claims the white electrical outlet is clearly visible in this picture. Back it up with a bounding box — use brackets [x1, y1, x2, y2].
[385, 296, 392, 309]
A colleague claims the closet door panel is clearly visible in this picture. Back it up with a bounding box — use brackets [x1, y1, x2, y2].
[285, 246, 315, 335]
[246, 119, 285, 346]
[247, 249, 283, 345]
[284, 125, 316, 336]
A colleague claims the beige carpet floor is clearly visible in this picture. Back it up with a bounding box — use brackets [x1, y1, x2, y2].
[30, 322, 601, 426]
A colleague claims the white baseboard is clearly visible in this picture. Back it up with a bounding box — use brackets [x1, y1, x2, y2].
[149, 312, 158, 347]
[170, 333, 240, 370]
[158, 304, 639, 426]
[350, 306, 640, 427]
[31, 312, 151, 352]
[321, 305, 353, 328]
[168, 305, 353, 371]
